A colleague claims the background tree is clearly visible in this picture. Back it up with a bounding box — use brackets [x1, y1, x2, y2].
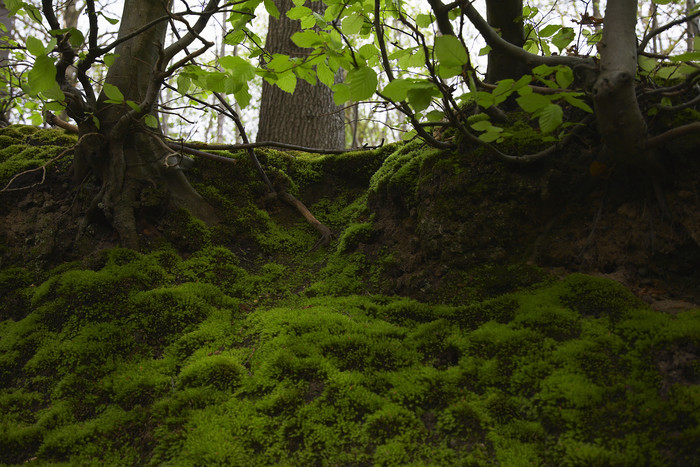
[256, 0, 345, 149]
[0, 2, 13, 125]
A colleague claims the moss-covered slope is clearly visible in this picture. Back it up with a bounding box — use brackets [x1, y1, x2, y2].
[1, 248, 698, 465]
[1, 125, 699, 465]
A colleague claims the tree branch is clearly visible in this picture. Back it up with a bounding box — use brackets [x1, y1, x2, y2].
[646, 122, 700, 149]
[638, 9, 700, 53]
[460, 0, 594, 70]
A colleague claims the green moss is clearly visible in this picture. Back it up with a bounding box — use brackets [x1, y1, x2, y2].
[179, 355, 247, 391]
[337, 221, 374, 253]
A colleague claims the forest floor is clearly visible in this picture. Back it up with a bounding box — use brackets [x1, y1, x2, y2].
[1, 124, 699, 465]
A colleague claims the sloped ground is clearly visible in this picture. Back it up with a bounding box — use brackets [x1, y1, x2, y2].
[0, 125, 699, 465]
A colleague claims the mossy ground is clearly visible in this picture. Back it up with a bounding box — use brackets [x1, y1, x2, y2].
[1, 126, 699, 465]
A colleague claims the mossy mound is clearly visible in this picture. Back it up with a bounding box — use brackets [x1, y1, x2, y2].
[1, 253, 698, 465]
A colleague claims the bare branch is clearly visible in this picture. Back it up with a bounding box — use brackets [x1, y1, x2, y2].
[647, 122, 700, 149]
[460, 0, 594, 70]
[638, 9, 700, 54]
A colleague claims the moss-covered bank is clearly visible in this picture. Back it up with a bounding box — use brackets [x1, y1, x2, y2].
[1, 125, 699, 465]
[0, 247, 699, 465]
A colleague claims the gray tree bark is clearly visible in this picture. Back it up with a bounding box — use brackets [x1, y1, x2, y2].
[256, 0, 345, 149]
[485, 0, 528, 83]
[85, 0, 217, 248]
[0, 3, 13, 125]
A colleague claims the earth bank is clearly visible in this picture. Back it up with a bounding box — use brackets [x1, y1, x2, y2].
[0, 124, 699, 465]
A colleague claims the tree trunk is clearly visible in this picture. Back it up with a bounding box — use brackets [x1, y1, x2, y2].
[0, 3, 13, 125]
[256, 0, 345, 149]
[485, 0, 528, 83]
[592, 0, 652, 170]
[85, 0, 217, 249]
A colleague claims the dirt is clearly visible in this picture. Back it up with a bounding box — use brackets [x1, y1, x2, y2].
[1, 131, 699, 314]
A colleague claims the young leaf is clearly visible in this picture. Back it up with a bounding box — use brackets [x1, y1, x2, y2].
[562, 93, 593, 113]
[555, 66, 574, 88]
[291, 30, 322, 48]
[104, 53, 118, 67]
[539, 24, 561, 37]
[27, 54, 56, 93]
[264, 0, 280, 19]
[276, 71, 297, 94]
[26, 36, 45, 56]
[332, 83, 350, 105]
[342, 14, 364, 35]
[434, 35, 469, 68]
[552, 27, 575, 52]
[102, 83, 125, 102]
[538, 103, 563, 134]
[381, 79, 412, 102]
[287, 5, 312, 20]
[126, 100, 141, 112]
[317, 61, 336, 88]
[516, 93, 550, 113]
[143, 114, 158, 129]
[347, 66, 378, 101]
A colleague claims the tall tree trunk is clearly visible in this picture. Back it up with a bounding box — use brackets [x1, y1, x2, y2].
[85, 0, 216, 248]
[0, 3, 13, 125]
[485, 0, 527, 83]
[688, 0, 699, 52]
[256, 0, 345, 149]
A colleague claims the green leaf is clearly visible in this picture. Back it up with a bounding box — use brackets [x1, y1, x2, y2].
[276, 71, 297, 94]
[317, 61, 336, 88]
[552, 27, 575, 52]
[332, 83, 350, 105]
[4, 0, 22, 15]
[341, 14, 364, 35]
[126, 100, 141, 112]
[478, 45, 491, 56]
[26, 36, 45, 56]
[416, 14, 434, 28]
[99, 12, 119, 25]
[42, 82, 65, 102]
[538, 103, 563, 134]
[264, 0, 280, 19]
[143, 114, 158, 129]
[434, 35, 469, 68]
[555, 66, 574, 88]
[177, 75, 191, 95]
[407, 87, 437, 112]
[291, 30, 323, 48]
[426, 110, 444, 122]
[539, 24, 561, 37]
[669, 51, 700, 62]
[492, 79, 515, 105]
[347, 66, 377, 101]
[287, 5, 312, 20]
[516, 93, 550, 113]
[219, 55, 256, 82]
[561, 93, 593, 113]
[102, 83, 124, 102]
[235, 87, 252, 109]
[524, 40, 539, 54]
[27, 54, 56, 94]
[104, 53, 117, 67]
[470, 120, 493, 132]
[381, 79, 411, 101]
[359, 43, 378, 60]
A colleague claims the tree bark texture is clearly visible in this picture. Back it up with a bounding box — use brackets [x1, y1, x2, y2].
[256, 0, 345, 149]
[485, 0, 528, 83]
[83, 0, 216, 248]
[0, 4, 13, 124]
[592, 0, 652, 169]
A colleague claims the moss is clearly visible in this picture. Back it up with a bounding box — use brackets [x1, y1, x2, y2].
[162, 208, 212, 252]
[336, 221, 374, 253]
[560, 273, 643, 321]
[178, 354, 246, 391]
